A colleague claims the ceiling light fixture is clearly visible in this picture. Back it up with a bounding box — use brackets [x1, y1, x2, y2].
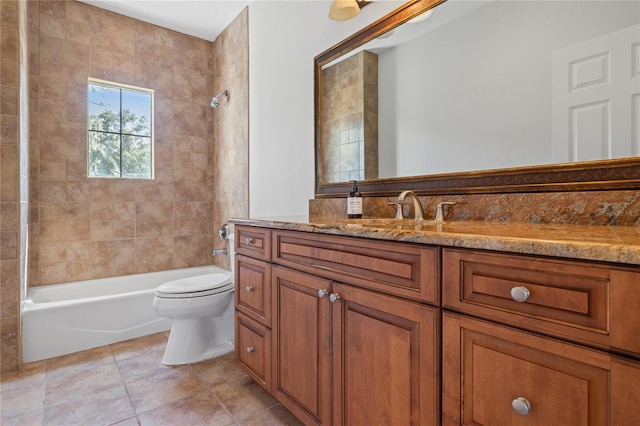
[408, 8, 434, 24]
[329, 0, 361, 21]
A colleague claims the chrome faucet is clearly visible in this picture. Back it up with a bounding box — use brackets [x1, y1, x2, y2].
[397, 190, 425, 220]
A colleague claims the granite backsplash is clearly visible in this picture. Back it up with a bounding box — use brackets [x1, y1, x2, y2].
[309, 190, 640, 227]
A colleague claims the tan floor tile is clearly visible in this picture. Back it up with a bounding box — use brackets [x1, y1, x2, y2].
[111, 333, 169, 362]
[0, 411, 44, 426]
[43, 382, 135, 426]
[110, 416, 141, 425]
[126, 367, 209, 415]
[45, 345, 115, 373]
[190, 353, 250, 388]
[237, 404, 304, 426]
[45, 362, 124, 406]
[137, 390, 235, 426]
[116, 347, 171, 385]
[211, 380, 278, 421]
[0, 361, 46, 422]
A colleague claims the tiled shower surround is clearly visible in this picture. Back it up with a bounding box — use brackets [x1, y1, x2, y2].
[0, 1, 248, 372]
[28, 1, 248, 285]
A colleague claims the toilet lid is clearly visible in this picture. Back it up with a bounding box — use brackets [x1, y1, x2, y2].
[156, 273, 233, 298]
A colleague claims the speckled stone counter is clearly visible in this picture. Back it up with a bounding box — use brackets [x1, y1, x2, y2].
[230, 216, 640, 266]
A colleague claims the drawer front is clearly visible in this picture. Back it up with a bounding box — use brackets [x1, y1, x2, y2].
[235, 312, 271, 392]
[443, 249, 640, 356]
[273, 230, 439, 304]
[235, 226, 271, 261]
[442, 312, 636, 426]
[235, 254, 272, 326]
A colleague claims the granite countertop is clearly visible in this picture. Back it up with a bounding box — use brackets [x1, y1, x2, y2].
[230, 216, 640, 266]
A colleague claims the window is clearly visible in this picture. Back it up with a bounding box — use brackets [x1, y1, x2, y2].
[87, 79, 154, 179]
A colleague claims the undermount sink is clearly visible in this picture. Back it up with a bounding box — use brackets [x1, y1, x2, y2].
[337, 218, 439, 230]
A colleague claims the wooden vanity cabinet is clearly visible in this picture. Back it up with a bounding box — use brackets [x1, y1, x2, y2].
[271, 230, 441, 426]
[234, 228, 273, 392]
[235, 226, 440, 425]
[442, 248, 640, 425]
[442, 312, 640, 425]
[271, 265, 440, 426]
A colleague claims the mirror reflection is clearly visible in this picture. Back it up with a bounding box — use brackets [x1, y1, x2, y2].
[319, 0, 640, 185]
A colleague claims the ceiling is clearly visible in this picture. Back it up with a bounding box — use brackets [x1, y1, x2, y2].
[78, 0, 253, 41]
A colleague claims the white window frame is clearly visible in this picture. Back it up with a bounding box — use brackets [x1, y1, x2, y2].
[87, 78, 155, 179]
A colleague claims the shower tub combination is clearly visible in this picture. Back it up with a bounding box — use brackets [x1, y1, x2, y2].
[22, 265, 230, 363]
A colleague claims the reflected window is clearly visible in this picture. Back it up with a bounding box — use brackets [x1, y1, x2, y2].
[87, 79, 154, 179]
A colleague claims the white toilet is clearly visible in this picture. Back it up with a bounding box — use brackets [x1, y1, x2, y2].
[153, 235, 235, 365]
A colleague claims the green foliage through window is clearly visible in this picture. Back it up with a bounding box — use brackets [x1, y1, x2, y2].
[88, 79, 153, 179]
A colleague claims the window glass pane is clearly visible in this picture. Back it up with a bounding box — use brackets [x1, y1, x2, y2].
[121, 136, 152, 179]
[88, 131, 121, 177]
[88, 84, 121, 133]
[122, 91, 152, 137]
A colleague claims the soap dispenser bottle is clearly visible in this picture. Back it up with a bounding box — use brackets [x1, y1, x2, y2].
[347, 180, 363, 219]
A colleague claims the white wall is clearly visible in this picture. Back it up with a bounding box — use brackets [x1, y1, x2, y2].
[248, 1, 402, 217]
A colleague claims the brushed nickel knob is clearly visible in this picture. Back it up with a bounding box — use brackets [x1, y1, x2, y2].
[329, 293, 341, 303]
[246, 346, 255, 354]
[510, 286, 531, 303]
[246, 238, 254, 246]
[318, 289, 328, 298]
[245, 285, 254, 293]
[511, 397, 531, 416]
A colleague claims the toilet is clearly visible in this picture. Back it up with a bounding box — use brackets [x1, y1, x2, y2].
[153, 235, 235, 365]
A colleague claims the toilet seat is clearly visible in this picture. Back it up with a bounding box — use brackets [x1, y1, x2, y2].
[155, 273, 233, 299]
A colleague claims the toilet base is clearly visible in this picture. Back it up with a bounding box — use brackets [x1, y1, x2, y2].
[161, 301, 234, 366]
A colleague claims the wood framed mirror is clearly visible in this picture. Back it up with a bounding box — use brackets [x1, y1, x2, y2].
[314, 0, 640, 198]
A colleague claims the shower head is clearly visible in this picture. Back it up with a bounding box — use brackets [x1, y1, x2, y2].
[210, 90, 228, 108]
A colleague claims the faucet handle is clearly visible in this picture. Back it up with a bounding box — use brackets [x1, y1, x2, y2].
[434, 201, 457, 222]
[387, 202, 405, 219]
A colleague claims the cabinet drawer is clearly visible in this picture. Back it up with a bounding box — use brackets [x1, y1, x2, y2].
[235, 312, 271, 392]
[235, 255, 272, 326]
[442, 312, 640, 426]
[235, 226, 272, 261]
[443, 249, 640, 356]
[273, 230, 439, 304]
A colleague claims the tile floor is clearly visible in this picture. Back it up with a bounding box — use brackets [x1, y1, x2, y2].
[0, 332, 303, 426]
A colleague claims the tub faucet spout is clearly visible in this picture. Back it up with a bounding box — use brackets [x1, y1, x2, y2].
[397, 190, 425, 220]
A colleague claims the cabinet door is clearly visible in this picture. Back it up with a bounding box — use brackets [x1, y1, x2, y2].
[235, 312, 271, 392]
[272, 265, 332, 426]
[235, 254, 272, 326]
[442, 312, 639, 426]
[331, 282, 440, 425]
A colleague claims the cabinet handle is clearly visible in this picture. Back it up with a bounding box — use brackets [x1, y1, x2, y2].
[510, 286, 531, 303]
[245, 285, 254, 293]
[246, 238, 255, 246]
[318, 289, 328, 298]
[511, 397, 531, 416]
[246, 346, 255, 354]
[329, 293, 341, 303]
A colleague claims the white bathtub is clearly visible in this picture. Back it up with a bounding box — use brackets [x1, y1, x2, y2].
[22, 265, 230, 363]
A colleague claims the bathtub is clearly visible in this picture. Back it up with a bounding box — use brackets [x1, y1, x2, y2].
[22, 265, 230, 363]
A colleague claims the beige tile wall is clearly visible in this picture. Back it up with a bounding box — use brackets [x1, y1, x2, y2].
[0, 1, 248, 373]
[1, 0, 26, 374]
[27, 1, 248, 287]
[209, 9, 249, 270]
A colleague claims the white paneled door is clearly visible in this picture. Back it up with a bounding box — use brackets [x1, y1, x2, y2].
[552, 24, 640, 163]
